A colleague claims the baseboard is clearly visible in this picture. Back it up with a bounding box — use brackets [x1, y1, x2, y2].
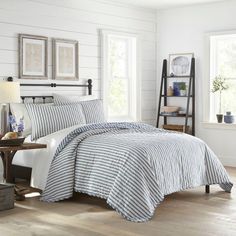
[218, 156, 236, 167]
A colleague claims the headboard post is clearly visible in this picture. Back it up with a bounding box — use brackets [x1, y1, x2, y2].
[88, 79, 92, 95]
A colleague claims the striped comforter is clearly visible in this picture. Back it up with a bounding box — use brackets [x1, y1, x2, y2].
[41, 122, 233, 222]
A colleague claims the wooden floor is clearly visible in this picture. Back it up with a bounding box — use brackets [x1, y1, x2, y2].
[0, 167, 235, 236]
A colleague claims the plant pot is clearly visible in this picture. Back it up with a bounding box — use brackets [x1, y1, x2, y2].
[180, 90, 186, 96]
[216, 114, 223, 123]
[224, 111, 234, 124]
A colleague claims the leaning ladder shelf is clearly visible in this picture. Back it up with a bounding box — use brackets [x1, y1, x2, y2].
[156, 58, 195, 135]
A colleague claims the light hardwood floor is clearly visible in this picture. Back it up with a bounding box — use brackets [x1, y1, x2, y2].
[0, 167, 235, 236]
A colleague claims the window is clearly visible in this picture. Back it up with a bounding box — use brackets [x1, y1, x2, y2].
[101, 30, 140, 121]
[210, 33, 236, 121]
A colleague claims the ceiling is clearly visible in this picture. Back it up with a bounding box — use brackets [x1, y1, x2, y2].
[107, 0, 227, 9]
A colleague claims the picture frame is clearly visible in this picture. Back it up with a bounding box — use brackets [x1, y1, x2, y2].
[52, 38, 79, 80]
[169, 53, 194, 76]
[19, 34, 48, 79]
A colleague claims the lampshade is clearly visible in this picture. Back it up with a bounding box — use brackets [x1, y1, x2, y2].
[0, 81, 21, 104]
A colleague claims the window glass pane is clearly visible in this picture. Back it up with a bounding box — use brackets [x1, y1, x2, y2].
[216, 36, 236, 78]
[210, 34, 236, 121]
[108, 78, 129, 117]
[108, 36, 130, 118]
[109, 37, 128, 78]
[221, 80, 236, 114]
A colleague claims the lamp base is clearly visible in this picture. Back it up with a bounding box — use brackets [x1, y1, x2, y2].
[1, 104, 9, 135]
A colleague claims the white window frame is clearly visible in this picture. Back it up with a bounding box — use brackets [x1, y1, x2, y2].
[101, 29, 141, 121]
[204, 30, 236, 124]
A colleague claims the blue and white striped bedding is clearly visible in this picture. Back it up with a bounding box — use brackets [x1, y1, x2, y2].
[41, 122, 233, 222]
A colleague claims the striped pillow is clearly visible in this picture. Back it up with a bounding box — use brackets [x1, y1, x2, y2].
[79, 100, 106, 124]
[53, 93, 95, 105]
[53, 94, 106, 124]
[26, 103, 86, 140]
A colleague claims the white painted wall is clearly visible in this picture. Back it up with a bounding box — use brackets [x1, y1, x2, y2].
[157, 0, 236, 167]
[0, 0, 157, 178]
[0, 0, 157, 125]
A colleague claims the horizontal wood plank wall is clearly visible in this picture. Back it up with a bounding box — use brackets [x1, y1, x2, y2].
[0, 0, 157, 125]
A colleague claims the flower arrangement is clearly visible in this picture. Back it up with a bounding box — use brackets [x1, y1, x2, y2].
[9, 115, 24, 134]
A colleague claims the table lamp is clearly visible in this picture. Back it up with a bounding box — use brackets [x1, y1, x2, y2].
[0, 80, 20, 135]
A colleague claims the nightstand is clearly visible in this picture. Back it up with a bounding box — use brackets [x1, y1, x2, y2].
[0, 143, 47, 200]
[0, 143, 47, 183]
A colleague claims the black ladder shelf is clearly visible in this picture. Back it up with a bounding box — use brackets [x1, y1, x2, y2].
[156, 58, 195, 135]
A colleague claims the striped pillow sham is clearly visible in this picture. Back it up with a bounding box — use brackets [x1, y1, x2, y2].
[53, 94, 106, 124]
[26, 103, 86, 140]
[80, 99, 106, 124]
[53, 93, 95, 105]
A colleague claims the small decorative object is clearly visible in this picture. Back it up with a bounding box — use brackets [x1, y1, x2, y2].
[170, 73, 175, 77]
[169, 53, 194, 76]
[1, 132, 18, 140]
[161, 106, 180, 116]
[0, 81, 20, 134]
[9, 115, 24, 137]
[224, 112, 234, 124]
[0, 137, 25, 147]
[167, 86, 174, 96]
[0, 131, 25, 147]
[173, 82, 186, 96]
[19, 34, 48, 79]
[211, 76, 229, 123]
[52, 38, 79, 80]
[179, 83, 187, 96]
[179, 110, 186, 115]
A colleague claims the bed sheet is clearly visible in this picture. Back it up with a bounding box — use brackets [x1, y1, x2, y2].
[13, 124, 83, 190]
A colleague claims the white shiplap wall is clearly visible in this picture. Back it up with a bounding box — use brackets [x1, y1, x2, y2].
[0, 0, 157, 125]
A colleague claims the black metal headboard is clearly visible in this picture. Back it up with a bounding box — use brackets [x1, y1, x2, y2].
[6, 77, 93, 103]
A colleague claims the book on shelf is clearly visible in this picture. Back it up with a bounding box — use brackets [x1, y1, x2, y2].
[160, 112, 179, 116]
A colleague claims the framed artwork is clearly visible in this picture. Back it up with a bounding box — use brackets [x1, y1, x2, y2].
[169, 53, 194, 76]
[19, 34, 48, 79]
[52, 38, 79, 80]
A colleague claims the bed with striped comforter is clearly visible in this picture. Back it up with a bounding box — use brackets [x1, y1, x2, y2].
[41, 122, 233, 222]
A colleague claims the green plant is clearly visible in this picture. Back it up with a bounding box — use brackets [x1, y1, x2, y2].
[179, 83, 186, 90]
[211, 76, 229, 114]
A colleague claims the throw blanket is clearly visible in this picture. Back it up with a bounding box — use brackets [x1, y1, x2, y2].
[41, 122, 233, 222]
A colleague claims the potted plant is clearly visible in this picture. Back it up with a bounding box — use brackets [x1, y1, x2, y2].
[179, 83, 187, 96]
[211, 76, 228, 123]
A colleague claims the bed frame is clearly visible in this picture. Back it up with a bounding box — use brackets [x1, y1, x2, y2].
[11, 78, 92, 182]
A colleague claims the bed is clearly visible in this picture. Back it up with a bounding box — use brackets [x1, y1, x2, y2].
[9, 81, 233, 223]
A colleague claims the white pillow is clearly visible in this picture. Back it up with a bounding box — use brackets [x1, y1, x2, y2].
[10, 103, 32, 137]
[53, 93, 95, 105]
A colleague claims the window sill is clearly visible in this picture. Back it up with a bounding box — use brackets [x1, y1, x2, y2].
[202, 122, 236, 130]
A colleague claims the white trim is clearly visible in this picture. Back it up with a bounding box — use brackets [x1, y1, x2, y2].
[219, 156, 236, 168]
[202, 122, 236, 130]
[100, 29, 141, 121]
[204, 29, 236, 123]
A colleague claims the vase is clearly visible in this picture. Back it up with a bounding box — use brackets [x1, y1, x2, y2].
[167, 86, 174, 96]
[216, 114, 223, 123]
[180, 90, 186, 96]
[224, 112, 234, 124]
